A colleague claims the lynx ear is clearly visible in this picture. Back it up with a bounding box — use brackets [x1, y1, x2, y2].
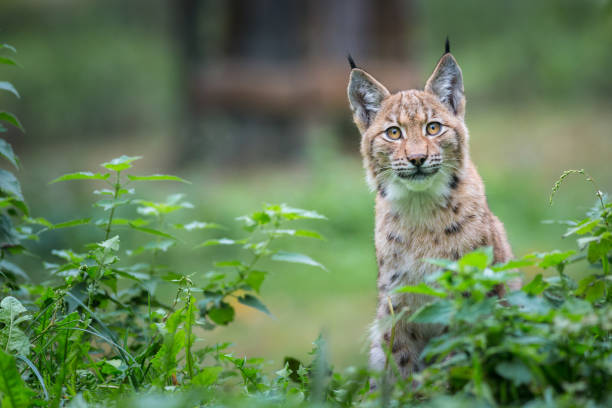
[347, 69, 390, 132]
[424, 53, 465, 117]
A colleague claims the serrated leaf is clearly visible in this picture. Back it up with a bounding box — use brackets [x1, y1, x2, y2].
[538, 250, 576, 268]
[563, 218, 599, 237]
[0, 82, 19, 98]
[0, 139, 19, 169]
[246, 270, 267, 293]
[53, 217, 91, 229]
[50, 172, 110, 183]
[271, 251, 326, 270]
[395, 282, 447, 298]
[523, 274, 548, 295]
[238, 294, 271, 316]
[459, 248, 493, 269]
[409, 300, 453, 324]
[0, 350, 34, 408]
[127, 174, 190, 183]
[102, 155, 142, 172]
[0, 169, 23, 201]
[0, 112, 24, 132]
[98, 235, 120, 251]
[206, 302, 235, 325]
[192, 366, 223, 386]
[585, 279, 605, 302]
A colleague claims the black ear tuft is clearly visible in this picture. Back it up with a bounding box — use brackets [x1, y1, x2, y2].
[445, 36, 450, 54]
[347, 54, 357, 70]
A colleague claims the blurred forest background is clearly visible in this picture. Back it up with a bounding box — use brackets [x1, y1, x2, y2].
[0, 0, 611, 369]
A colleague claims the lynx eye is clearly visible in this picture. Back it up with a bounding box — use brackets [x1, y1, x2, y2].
[385, 126, 402, 140]
[426, 122, 442, 136]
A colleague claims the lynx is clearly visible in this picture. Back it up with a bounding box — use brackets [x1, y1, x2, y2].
[347, 41, 516, 378]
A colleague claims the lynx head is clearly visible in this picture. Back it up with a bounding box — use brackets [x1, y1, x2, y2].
[347, 42, 468, 205]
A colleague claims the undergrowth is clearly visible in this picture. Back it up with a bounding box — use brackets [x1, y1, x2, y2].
[0, 43, 610, 408]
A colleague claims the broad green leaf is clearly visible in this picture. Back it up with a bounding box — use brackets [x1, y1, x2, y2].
[271, 251, 326, 270]
[0, 112, 24, 132]
[459, 248, 492, 270]
[98, 235, 120, 251]
[585, 280, 605, 302]
[0, 350, 34, 408]
[50, 172, 110, 183]
[53, 217, 91, 229]
[173, 221, 223, 231]
[127, 174, 190, 183]
[410, 300, 453, 324]
[197, 238, 239, 247]
[523, 274, 548, 295]
[395, 282, 447, 298]
[0, 169, 23, 201]
[129, 225, 176, 239]
[206, 302, 235, 325]
[94, 198, 130, 211]
[506, 292, 552, 315]
[563, 218, 599, 237]
[495, 360, 533, 385]
[0, 139, 19, 169]
[238, 294, 271, 316]
[192, 366, 223, 386]
[0, 297, 30, 356]
[0, 82, 19, 98]
[537, 250, 576, 268]
[102, 155, 142, 172]
[270, 204, 327, 220]
[245, 271, 267, 293]
[0, 57, 18, 67]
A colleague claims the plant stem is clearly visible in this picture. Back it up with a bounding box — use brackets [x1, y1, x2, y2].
[105, 171, 121, 240]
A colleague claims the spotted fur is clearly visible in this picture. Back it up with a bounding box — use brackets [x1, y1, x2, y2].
[347, 47, 517, 379]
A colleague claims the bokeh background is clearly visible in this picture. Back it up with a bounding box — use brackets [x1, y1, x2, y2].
[1, 0, 611, 369]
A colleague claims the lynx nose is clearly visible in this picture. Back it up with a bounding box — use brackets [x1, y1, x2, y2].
[407, 154, 427, 167]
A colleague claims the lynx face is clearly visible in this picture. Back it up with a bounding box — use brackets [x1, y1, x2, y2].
[348, 52, 468, 202]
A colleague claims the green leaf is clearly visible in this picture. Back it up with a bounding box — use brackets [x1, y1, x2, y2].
[409, 300, 453, 324]
[245, 271, 267, 293]
[53, 217, 91, 229]
[173, 221, 223, 231]
[98, 235, 120, 251]
[523, 274, 549, 295]
[192, 366, 223, 386]
[207, 302, 235, 325]
[0, 44, 16, 53]
[585, 280, 605, 302]
[0, 57, 18, 67]
[50, 172, 110, 183]
[0, 350, 34, 408]
[395, 282, 447, 298]
[0, 169, 23, 201]
[127, 174, 191, 183]
[129, 225, 176, 239]
[495, 360, 533, 385]
[459, 247, 493, 269]
[0, 82, 19, 98]
[537, 250, 576, 268]
[197, 238, 240, 247]
[563, 218, 599, 237]
[271, 251, 326, 270]
[0, 139, 19, 169]
[102, 155, 142, 172]
[0, 112, 24, 132]
[238, 294, 271, 316]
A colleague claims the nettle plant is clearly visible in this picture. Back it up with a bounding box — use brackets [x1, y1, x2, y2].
[383, 171, 612, 407]
[0, 153, 327, 406]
